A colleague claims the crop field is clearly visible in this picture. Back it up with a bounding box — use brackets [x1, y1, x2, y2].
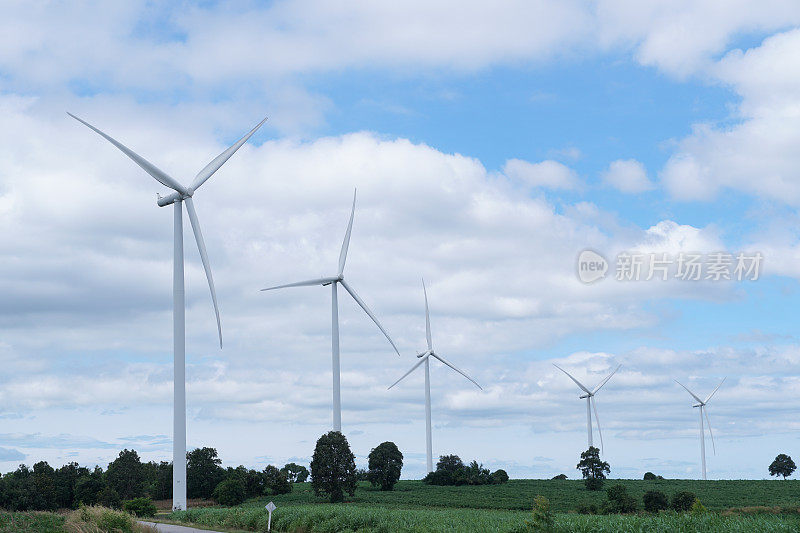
[0, 511, 65, 533]
[235, 479, 800, 513]
[166, 479, 800, 532]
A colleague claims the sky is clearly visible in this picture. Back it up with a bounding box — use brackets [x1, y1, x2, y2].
[2, 0, 800, 481]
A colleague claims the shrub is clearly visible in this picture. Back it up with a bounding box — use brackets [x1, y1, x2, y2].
[643, 472, 657, 480]
[671, 491, 697, 512]
[525, 495, 554, 531]
[263, 465, 292, 495]
[213, 478, 246, 506]
[643, 490, 669, 513]
[367, 441, 403, 491]
[310, 431, 357, 503]
[491, 469, 509, 484]
[577, 503, 599, 514]
[123, 497, 157, 517]
[602, 484, 637, 514]
[691, 498, 707, 516]
[551, 474, 567, 480]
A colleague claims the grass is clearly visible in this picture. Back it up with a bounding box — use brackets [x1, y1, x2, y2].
[0, 507, 158, 533]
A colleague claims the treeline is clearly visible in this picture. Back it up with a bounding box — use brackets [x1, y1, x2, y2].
[423, 454, 508, 486]
[0, 447, 308, 511]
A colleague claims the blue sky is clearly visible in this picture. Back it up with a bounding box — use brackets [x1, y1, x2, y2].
[2, 1, 800, 481]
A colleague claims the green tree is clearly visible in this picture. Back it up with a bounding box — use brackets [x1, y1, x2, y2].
[490, 469, 509, 484]
[643, 490, 669, 512]
[367, 441, 403, 491]
[123, 497, 157, 517]
[263, 465, 292, 495]
[212, 478, 246, 506]
[187, 447, 225, 499]
[576, 447, 610, 491]
[310, 431, 357, 503]
[423, 455, 465, 485]
[31, 461, 57, 511]
[602, 484, 637, 514]
[106, 449, 145, 500]
[769, 454, 796, 479]
[280, 463, 310, 483]
[671, 491, 697, 512]
[54, 462, 89, 509]
[74, 468, 105, 506]
[525, 495, 554, 531]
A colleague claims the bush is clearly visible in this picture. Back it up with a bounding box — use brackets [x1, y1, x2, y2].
[367, 441, 403, 491]
[525, 495, 554, 531]
[123, 497, 157, 517]
[643, 472, 657, 480]
[310, 431, 357, 503]
[602, 484, 637, 514]
[671, 490, 697, 512]
[577, 503, 599, 514]
[551, 474, 567, 480]
[263, 465, 292, 495]
[213, 478, 246, 506]
[491, 469, 510, 484]
[691, 498, 707, 515]
[643, 490, 669, 512]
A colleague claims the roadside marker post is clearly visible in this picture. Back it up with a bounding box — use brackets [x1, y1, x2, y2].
[266, 501, 277, 531]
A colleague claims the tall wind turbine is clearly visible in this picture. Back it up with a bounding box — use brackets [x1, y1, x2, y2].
[388, 280, 482, 473]
[261, 190, 400, 431]
[553, 363, 621, 452]
[69, 112, 266, 510]
[675, 377, 725, 480]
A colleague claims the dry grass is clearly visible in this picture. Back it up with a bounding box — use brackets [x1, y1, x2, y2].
[64, 506, 158, 533]
[153, 498, 217, 511]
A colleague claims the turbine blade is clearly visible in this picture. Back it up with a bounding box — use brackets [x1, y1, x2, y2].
[338, 189, 356, 277]
[674, 380, 705, 404]
[552, 364, 591, 394]
[260, 277, 338, 291]
[67, 113, 186, 194]
[591, 396, 604, 452]
[704, 407, 716, 455]
[431, 353, 482, 390]
[592, 364, 621, 395]
[704, 377, 726, 404]
[184, 197, 222, 348]
[388, 353, 429, 389]
[423, 279, 432, 351]
[339, 279, 400, 356]
[191, 116, 268, 191]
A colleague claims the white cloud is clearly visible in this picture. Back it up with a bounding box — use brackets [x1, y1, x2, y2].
[503, 159, 581, 190]
[601, 159, 653, 193]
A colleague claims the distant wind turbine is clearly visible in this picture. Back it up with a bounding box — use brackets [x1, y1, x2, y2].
[675, 377, 725, 480]
[261, 189, 400, 431]
[553, 363, 621, 452]
[388, 280, 482, 473]
[69, 112, 267, 511]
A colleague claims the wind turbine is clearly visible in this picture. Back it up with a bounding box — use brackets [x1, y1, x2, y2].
[261, 189, 399, 432]
[69, 112, 266, 510]
[388, 280, 482, 473]
[675, 377, 725, 480]
[553, 363, 621, 452]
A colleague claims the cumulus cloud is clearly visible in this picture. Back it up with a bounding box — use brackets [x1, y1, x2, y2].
[503, 159, 581, 190]
[601, 159, 653, 193]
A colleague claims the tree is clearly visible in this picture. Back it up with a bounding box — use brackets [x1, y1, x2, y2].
[187, 447, 225, 499]
[310, 431, 357, 503]
[367, 441, 403, 491]
[602, 484, 637, 514]
[576, 447, 610, 491]
[490, 469, 509, 484]
[106, 449, 145, 500]
[54, 462, 89, 509]
[671, 491, 696, 512]
[643, 472, 657, 480]
[213, 478, 246, 506]
[769, 454, 796, 479]
[31, 461, 57, 511]
[643, 490, 669, 513]
[551, 474, 568, 480]
[98, 485, 122, 509]
[281, 463, 310, 483]
[74, 469, 105, 506]
[263, 465, 292, 495]
[123, 497, 157, 517]
[423, 455, 465, 485]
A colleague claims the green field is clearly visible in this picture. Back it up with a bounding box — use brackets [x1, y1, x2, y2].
[166, 479, 800, 532]
[235, 479, 800, 513]
[0, 511, 66, 533]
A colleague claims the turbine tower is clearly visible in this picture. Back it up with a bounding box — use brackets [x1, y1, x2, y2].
[262, 189, 400, 431]
[553, 363, 621, 452]
[70, 112, 266, 510]
[675, 378, 725, 480]
[388, 280, 482, 473]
